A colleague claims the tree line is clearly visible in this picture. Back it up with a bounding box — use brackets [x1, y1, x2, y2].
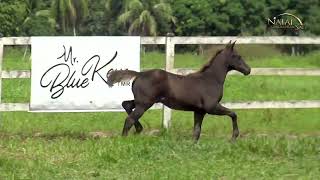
[0, 0, 319, 37]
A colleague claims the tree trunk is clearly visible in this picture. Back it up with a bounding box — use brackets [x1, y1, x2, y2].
[291, 46, 295, 56]
[73, 26, 77, 36]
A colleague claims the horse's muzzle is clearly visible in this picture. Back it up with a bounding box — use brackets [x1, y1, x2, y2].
[243, 67, 251, 76]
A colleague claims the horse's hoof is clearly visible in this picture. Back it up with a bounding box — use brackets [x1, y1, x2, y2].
[134, 128, 143, 135]
[233, 130, 240, 138]
[229, 136, 238, 143]
[122, 132, 129, 137]
[193, 140, 200, 144]
[134, 131, 142, 135]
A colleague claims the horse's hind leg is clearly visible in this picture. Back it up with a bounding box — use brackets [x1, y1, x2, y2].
[193, 111, 205, 142]
[208, 103, 239, 141]
[122, 104, 150, 136]
[122, 100, 143, 134]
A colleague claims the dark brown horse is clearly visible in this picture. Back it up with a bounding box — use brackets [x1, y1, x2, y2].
[107, 41, 251, 141]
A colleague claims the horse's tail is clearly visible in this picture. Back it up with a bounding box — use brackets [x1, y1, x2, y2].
[106, 70, 139, 87]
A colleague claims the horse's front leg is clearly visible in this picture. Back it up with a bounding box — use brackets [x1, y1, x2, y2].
[208, 103, 239, 141]
[193, 111, 205, 142]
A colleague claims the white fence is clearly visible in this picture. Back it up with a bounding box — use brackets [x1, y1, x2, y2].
[1, 36, 320, 128]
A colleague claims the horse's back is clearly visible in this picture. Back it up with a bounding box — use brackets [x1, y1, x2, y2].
[131, 69, 169, 103]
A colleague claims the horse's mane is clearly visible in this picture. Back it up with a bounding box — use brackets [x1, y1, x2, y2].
[197, 49, 223, 73]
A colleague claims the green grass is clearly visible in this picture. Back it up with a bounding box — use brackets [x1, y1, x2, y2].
[247, 52, 320, 68]
[1, 47, 320, 179]
[2, 109, 320, 136]
[223, 76, 320, 101]
[0, 109, 320, 179]
[3, 46, 31, 70]
[141, 51, 320, 69]
[0, 135, 319, 179]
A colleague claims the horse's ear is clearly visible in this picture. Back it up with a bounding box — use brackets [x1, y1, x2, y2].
[231, 40, 236, 50]
[226, 40, 232, 49]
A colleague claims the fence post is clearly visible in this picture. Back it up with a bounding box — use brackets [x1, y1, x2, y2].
[163, 33, 175, 128]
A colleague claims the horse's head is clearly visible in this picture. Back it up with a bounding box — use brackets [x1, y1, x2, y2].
[224, 41, 251, 76]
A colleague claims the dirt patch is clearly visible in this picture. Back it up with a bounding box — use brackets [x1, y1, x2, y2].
[88, 129, 162, 138]
[145, 129, 162, 136]
[89, 131, 116, 138]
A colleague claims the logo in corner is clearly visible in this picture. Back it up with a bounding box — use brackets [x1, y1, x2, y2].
[267, 13, 304, 31]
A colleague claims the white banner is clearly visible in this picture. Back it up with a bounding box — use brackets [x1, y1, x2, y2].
[30, 36, 140, 112]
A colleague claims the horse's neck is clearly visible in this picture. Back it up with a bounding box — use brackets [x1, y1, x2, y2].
[203, 58, 228, 85]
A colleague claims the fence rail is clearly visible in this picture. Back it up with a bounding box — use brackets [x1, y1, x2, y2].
[173, 68, 320, 76]
[4, 68, 320, 79]
[2, 36, 320, 45]
[1, 36, 320, 128]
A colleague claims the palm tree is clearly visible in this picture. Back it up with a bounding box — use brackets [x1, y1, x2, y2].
[23, 0, 55, 58]
[25, 0, 41, 14]
[52, 0, 88, 35]
[106, 0, 174, 36]
[24, 0, 53, 25]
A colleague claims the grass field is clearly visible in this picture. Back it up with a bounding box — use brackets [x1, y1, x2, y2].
[0, 47, 319, 179]
[1, 109, 320, 179]
[141, 50, 320, 69]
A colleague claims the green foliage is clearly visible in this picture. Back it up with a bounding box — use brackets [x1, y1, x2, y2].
[171, 0, 320, 36]
[1, 0, 320, 36]
[293, 0, 320, 35]
[171, 0, 266, 36]
[51, 0, 88, 35]
[0, 0, 28, 36]
[21, 0, 56, 36]
[82, 0, 108, 35]
[22, 11, 56, 36]
[111, 0, 173, 35]
[239, 0, 268, 35]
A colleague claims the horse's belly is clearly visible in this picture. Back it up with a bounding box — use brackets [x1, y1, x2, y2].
[160, 96, 201, 111]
